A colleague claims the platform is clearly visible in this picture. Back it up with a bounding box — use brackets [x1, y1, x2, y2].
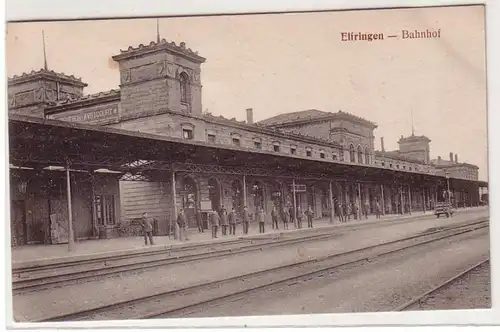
[10, 207, 485, 266]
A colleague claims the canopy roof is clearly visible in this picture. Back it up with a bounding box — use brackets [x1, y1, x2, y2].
[8, 114, 487, 188]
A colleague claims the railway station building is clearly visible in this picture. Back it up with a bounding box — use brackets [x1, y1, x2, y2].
[8, 38, 488, 247]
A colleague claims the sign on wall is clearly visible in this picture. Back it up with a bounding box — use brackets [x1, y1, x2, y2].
[49, 106, 119, 123]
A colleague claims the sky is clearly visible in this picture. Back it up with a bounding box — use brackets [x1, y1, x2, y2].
[6, 5, 488, 180]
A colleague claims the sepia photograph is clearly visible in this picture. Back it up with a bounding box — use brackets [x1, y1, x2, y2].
[5, 2, 491, 326]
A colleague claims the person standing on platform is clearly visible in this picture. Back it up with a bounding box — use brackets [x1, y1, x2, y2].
[210, 210, 220, 238]
[242, 206, 250, 235]
[271, 206, 279, 230]
[220, 206, 228, 236]
[352, 201, 358, 220]
[364, 201, 370, 219]
[196, 210, 204, 233]
[228, 207, 237, 235]
[306, 206, 314, 228]
[297, 207, 303, 229]
[282, 207, 290, 230]
[336, 199, 344, 223]
[140, 212, 154, 246]
[345, 202, 351, 221]
[375, 201, 381, 219]
[176, 209, 187, 241]
[289, 205, 296, 228]
[258, 208, 267, 233]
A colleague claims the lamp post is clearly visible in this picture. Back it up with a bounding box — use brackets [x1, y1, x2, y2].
[445, 171, 451, 206]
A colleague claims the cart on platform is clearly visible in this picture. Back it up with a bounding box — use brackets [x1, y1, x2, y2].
[434, 202, 454, 218]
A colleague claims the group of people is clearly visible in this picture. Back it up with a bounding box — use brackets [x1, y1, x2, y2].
[333, 199, 383, 222]
[139, 199, 386, 245]
[205, 204, 318, 238]
[207, 206, 243, 238]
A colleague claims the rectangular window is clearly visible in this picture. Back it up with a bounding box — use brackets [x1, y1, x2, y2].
[207, 134, 216, 143]
[274, 145, 280, 152]
[233, 138, 241, 146]
[306, 150, 312, 157]
[332, 155, 337, 160]
[320, 152, 325, 159]
[94, 195, 116, 225]
[254, 141, 262, 149]
[382, 162, 385, 167]
[183, 128, 194, 140]
[291, 147, 297, 155]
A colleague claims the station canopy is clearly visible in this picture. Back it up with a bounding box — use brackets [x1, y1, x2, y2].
[8, 114, 488, 188]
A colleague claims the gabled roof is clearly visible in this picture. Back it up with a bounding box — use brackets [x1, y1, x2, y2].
[375, 150, 427, 165]
[258, 109, 329, 126]
[258, 109, 377, 128]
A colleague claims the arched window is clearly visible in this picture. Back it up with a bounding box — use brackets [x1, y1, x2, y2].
[180, 72, 190, 103]
[357, 145, 363, 164]
[349, 144, 355, 162]
[364, 147, 370, 164]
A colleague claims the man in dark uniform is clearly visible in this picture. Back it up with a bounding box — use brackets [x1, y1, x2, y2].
[228, 207, 237, 235]
[210, 211, 220, 238]
[242, 206, 250, 235]
[140, 212, 154, 245]
[289, 205, 296, 228]
[271, 206, 279, 230]
[219, 206, 228, 235]
[176, 209, 187, 241]
[282, 207, 290, 230]
[306, 206, 314, 228]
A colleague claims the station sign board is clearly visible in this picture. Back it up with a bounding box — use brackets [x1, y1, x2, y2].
[289, 184, 306, 193]
[48, 106, 119, 124]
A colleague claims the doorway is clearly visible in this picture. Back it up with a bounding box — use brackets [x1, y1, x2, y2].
[181, 176, 198, 227]
[10, 200, 27, 247]
[208, 178, 222, 212]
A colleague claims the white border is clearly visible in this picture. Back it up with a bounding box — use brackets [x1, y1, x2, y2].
[2, 0, 499, 330]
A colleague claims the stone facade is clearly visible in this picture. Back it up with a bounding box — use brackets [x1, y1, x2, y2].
[397, 134, 431, 163]
[258, 110, 377, 164]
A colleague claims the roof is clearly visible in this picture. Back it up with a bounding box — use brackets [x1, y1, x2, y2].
[258, 109, 329, 126]
[45, 90, 121, 114]
[258, 110, 377, 128]
[9, 114, 487, 188]
[398, 134, 431, 143]
[203, 112, 342, 149]
[112, 39, 205, 63]
[8, 68, 88, 87]
[375, 150, 427, 165]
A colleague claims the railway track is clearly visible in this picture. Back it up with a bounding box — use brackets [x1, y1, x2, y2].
[13, 211, 485, 294]
[395, 258, 490, 311]
[39, 218, 488, 322]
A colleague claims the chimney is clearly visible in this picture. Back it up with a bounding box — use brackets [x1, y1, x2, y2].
[438, 156, 441, 162]
[246, 108, 253, 125]
[449, 152, 453, 161]
[455, 154, 458, 163]
[380, 137, 385, 152]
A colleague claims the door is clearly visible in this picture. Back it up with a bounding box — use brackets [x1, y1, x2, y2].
[10, 200, 27, 247]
